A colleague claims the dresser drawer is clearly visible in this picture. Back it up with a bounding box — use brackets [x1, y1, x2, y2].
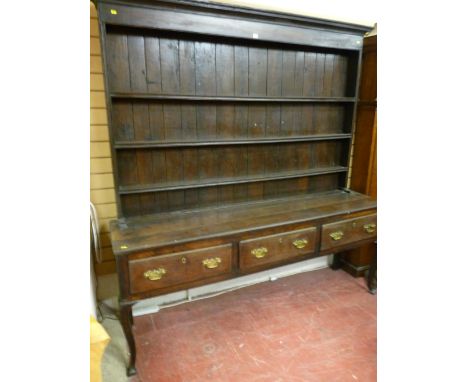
[128, 244, 233, 294]
[321, 214, 377, 251]
[239, 227, 317, 271]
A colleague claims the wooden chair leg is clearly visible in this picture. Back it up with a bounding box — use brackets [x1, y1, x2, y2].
[120, 303, 137, 376]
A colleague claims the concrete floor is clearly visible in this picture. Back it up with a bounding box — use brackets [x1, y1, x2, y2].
[96, 274, 131, 382]
[100, 315, 132, 382]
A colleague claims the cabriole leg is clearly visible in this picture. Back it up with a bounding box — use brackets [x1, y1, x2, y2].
[120, 303, 137, 376]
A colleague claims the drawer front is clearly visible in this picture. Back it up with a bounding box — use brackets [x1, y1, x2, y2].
[239, 227, 317, 271]
[321, 214, 377, 251]
[129, 244, 233, 294]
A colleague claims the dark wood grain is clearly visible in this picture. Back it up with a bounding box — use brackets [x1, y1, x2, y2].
[127, 35, 147, 92]
[213, 45, 236, 203]
[97, 1, 373, 375]
[111, 93, 355, 102]
[160, 38, 180, 94]
[119, 303, 136, 376]
[112, 101, 134, 141]
[321, 213, 377, 251]
[103, 21, 367, 215]
[99, 2, 365, 51]
[110, 190, 376, 253]
[128, 244, 233, 294]
[132, 102, 154, 213]
[239, 227, 317, 270]
[195, 41, 216, 96]
[216, 44, 234, 96]
[179, 40, 196, 95]
[118, 165, 348, 194]
[105, 33, 130, 93]
[314, 53, 325, 96]
[144, 36, 162, 93]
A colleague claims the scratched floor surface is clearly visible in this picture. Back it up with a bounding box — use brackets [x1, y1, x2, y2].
[130, 268, 376, 382]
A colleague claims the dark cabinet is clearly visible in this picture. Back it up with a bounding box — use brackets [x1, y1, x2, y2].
[94, 0, 375, 375]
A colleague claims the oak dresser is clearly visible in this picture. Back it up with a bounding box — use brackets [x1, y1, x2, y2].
[94, 0, 376, 375]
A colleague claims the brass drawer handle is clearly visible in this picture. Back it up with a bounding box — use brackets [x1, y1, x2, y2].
[143, 268, 167, 281]
[251, 247, 268, 258]
[363, 223, 376, 233]
[292, 239, 308, 249]
[202, 257, 222, 269]
[329, 231, 344, 241]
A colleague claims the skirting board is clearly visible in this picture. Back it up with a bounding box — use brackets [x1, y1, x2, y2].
[133, 254, 333, 317]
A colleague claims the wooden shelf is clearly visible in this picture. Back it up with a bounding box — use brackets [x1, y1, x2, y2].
[111, 190, 377, 254]
[100, 2, 365, 217]
[118, 166, 348, 194]
[111, 93, 355, 103]
[114, 134, 352, 149]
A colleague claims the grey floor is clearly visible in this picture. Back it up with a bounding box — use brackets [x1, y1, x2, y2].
[96, 274, 132, 382]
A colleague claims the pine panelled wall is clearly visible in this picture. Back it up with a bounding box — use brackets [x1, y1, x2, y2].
[91, 2, 118, 275]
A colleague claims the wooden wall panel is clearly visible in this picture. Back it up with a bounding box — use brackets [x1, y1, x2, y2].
[117, 142, 344, 188]
[120, 173, 341, 216]
[91, 189, 116, 204]
[90, 91, 106, 107]
[90, 2, 118, 275]
[105, 30, 352, 98]
[90, 37, 101, 55]
[99, 9, 363, 240]
[90, 18, 100, 37]
[90, 109, 108, 125]
[90, 73, 105, 91]
[90, 124, 110, 141]
[91, 158, 113, 174]
[90, 56, 103, 74]
[91, 142, 111, 158]
[91, 174, 115, 190]
[110, 101, 348, 142]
